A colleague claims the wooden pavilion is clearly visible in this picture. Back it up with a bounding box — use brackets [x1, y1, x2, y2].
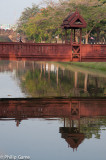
[61, 10, 87, 61]
[61, 9, 87, 44]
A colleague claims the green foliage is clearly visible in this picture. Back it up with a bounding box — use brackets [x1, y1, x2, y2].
[17, 4, 39, 34]
[17, 0, 106, 42]
[80, 117, 106, 139]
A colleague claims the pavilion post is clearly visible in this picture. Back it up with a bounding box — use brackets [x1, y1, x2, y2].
[80, 28, 82, 44]
[71, 29, 73, 44]
[84, 73, 88, 92]
[64, 118, 65, 127]
[65, 29, 67, 44]
[56, 66, 58, 86]
[75, 71, 78, 88]
[74, 29, 75, 43]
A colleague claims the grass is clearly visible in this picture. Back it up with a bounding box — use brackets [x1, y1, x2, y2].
[71, 62, 106, 72]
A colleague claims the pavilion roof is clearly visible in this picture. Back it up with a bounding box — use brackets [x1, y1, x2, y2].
[61, 10, 87, 29]
[60, 127, 85, 149]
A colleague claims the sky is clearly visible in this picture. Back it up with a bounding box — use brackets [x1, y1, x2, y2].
[0, 0, 58, 25]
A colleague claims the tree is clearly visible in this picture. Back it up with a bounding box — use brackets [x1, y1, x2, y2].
[16, 0, 106, 43]
[17, 4, 39, 33]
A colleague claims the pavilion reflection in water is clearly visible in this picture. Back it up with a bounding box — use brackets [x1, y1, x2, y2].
[60, 125, 84, 151]
[0, 98, 106, 150]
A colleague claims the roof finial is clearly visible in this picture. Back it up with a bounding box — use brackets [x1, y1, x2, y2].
[75, 8, 79, 15]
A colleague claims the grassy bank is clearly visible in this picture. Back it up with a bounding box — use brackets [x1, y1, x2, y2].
[71, 62, 106, 72]
[46, 61, 106, 78]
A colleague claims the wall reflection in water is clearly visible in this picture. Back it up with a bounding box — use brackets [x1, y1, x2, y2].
[0, 60, 106, 97]
[0, 98, 106, 151]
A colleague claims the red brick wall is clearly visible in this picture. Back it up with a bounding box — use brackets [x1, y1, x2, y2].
[0, 42, 106, 61]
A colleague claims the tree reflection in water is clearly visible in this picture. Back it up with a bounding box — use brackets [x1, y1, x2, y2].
[0, 60, 106, 97]
[0, 61, 104, 97]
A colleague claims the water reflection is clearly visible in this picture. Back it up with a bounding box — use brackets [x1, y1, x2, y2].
[0, 98, 105, 159]
[0, 61, 106, 159]
[0, 98, 106, 148]
[0, 61, 106, 97]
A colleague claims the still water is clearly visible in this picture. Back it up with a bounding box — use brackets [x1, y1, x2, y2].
[0, 60, 106, 160]
[0, 61, 106, 98]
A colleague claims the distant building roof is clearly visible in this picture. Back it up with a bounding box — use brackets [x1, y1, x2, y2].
[0, 24, 16, 31]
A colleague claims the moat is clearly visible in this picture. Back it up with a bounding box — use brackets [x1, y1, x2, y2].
[0, 60, 106, 160]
